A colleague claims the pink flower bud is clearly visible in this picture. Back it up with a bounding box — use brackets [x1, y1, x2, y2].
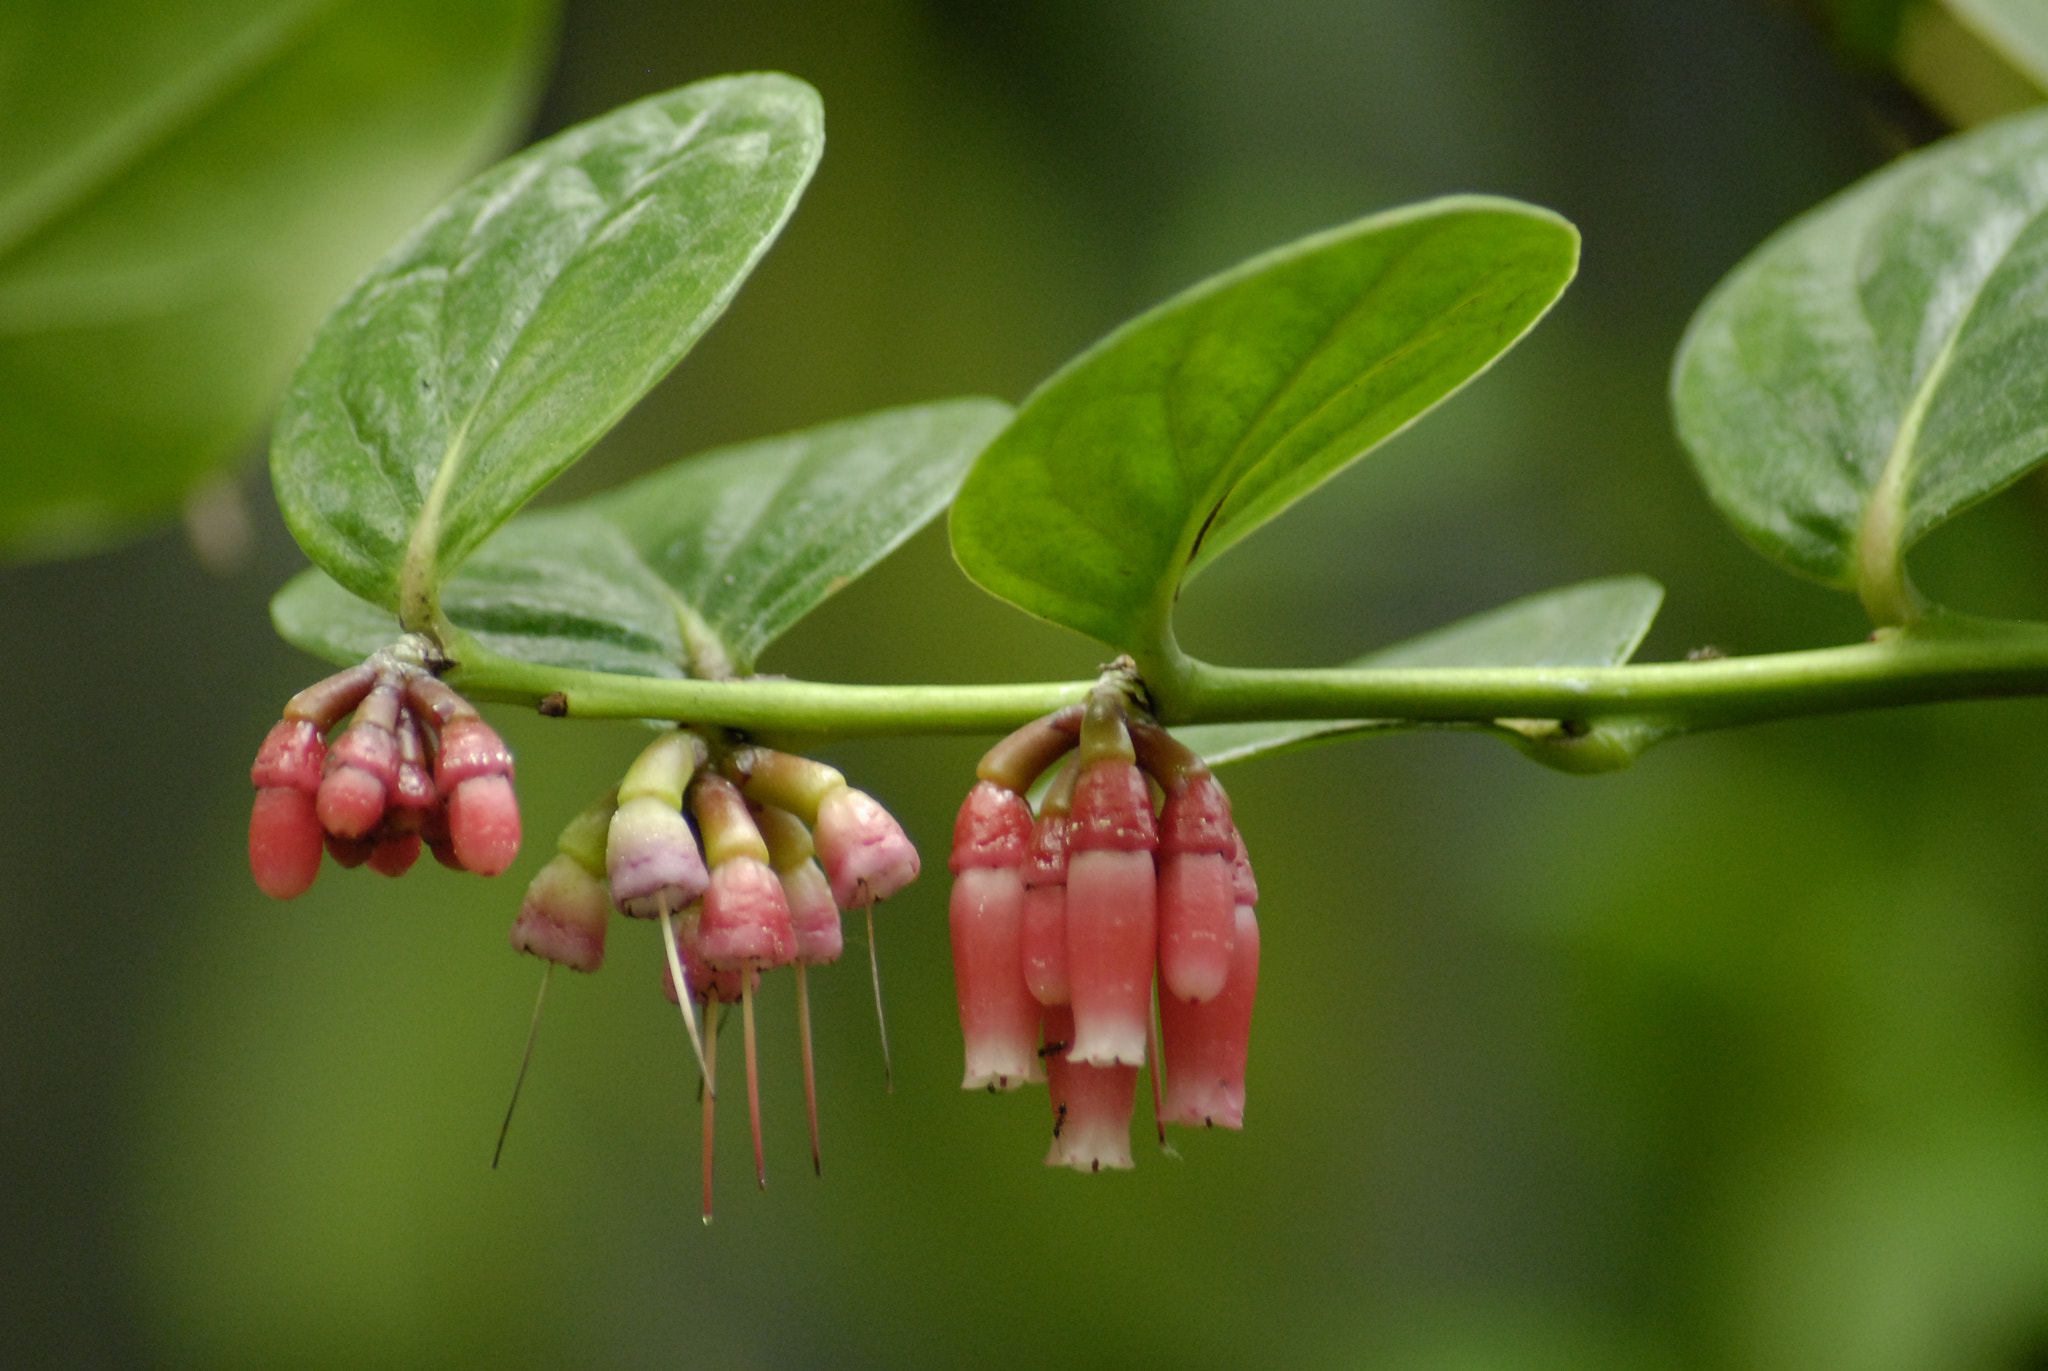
[251, 719, 324, 793]
[1065, 760, 1157, 1068]
[421, 801, 462, 871]
[814, 786, 920, 907]
[1020, 809, 1071, 1007]
[694, 857, 796, 970]
[249, 786, 323, 898]
[448, 774, 521, 876]
[782, 859, 842, 964]
[606, 795, 709, 916]
[1042, 1005, 1136, 1172]
[324, 830, 376, 868]
[1156, 772, 1237, 1004]
[755, 803, 841, 964]
[948, 781, 1040, 1090]
[661, 909, 753, 1004]
[315, 763, 387, 841]
[1159, 901, 1259, 1129]
[315, 674, 404, 840]
[434, 716, 514, 789]
[509, 853, 609, 973]
[367, 832, 421, 877]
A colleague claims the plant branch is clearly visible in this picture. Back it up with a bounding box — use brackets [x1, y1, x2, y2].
[442, 614, 2048, 749]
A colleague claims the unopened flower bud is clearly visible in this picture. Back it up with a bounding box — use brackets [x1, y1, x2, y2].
[608, 733, 709, 915]
[249, 718, 328, 899]
[757, 805, 841, 964]
[316, 672, 404, 840]
[510, 854, 610, 973]
[249, 787, 323, 898]
[1042, 1004, 1136, 1172]
[814, 785, 920, 907]
[948, 780, 1041, 1090]
[433, 715, 519, 876]
[692, 777, 795, 970]
[660, 906, 755, 1004]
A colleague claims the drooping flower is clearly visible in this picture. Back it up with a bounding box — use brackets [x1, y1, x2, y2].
[948, 779, 1042, 1090]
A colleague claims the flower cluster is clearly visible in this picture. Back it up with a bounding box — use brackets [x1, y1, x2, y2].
[507, 728, 919, 1216]
[949, 684, 1260, 1172]
[248, 643, 520, 898]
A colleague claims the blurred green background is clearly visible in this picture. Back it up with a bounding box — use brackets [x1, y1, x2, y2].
[9, 2, 2048, 1368]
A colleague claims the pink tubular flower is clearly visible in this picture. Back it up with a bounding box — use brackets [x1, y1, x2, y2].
[1154, 770, 1237, 1004]
[1042, 1005, 1136, 1172]
[948, 780, 1042, 1090]
[1160, 834, 1260, 1128]
[1019, 764, 1076, 1007]
[1064, 691, 1157, 1068]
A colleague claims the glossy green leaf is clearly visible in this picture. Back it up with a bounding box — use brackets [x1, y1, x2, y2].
[272, 399, 1011, 677]
[1672, 106, 2048, 616]
[1949, 0, 2048, 89]
[949, 197, 1579, 654]
[270, 72, 824, 628]
[1175, 575, 1664, 767]
[0, 0, 556, 563]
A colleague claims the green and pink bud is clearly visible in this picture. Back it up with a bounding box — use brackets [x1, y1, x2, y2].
[726, 745, 921, 909]
[948, 780, 1042, 1090]
[510, 793, 616, 974]
[757, 805, 841, 964]
[690, 774, 795, 971]
[606, 731, 709, 917]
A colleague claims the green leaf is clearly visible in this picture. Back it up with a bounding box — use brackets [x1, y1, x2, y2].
[1947, 0, 2048, 91]
[269, 72, 824, 629]
[272, 399, 1012, 677]
[0, 0, 556, 563]
[1175, 575, 1664, 767]
[948, 197, 1580, 656]
[1672, 106, 2048, 621]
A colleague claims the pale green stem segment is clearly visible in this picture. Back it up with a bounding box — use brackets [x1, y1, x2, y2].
[442, 616, 2048, 751]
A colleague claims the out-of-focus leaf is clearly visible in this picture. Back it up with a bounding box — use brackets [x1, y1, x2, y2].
[0, 0, 557, 563]
[1948, 0, 2048, 90]
[949, 197, 1579, 655]
[271, 400, 1010, 677]
[1672, 106, 2048, 612]
[1177, 575, 1664, 767]
[270, 73, 824, 626]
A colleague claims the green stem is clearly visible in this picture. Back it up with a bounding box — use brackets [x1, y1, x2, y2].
[441, 614, 2048, 749]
